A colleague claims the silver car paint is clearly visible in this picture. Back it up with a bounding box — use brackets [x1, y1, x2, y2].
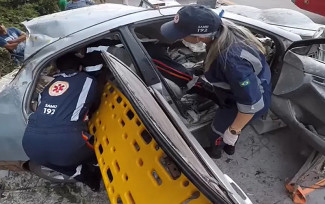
[0, 4, 307, 204]
[0, 3, 301, 162]
[221, 5, 324, 38]
[23, 4, 145, 59]
[0, 5, 159, 161]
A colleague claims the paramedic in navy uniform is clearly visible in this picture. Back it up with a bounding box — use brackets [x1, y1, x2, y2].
[22, 53, 101, 191]
[160, 5, 272, 158]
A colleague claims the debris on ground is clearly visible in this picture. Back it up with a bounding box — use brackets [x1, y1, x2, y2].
[0, 171, 109, 204]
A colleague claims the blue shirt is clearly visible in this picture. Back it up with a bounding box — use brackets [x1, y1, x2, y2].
[66, 0, 95, 10]
[205, 44, 271, 114]
[28, 70, 98, 131]
[0, 27, 25, 59]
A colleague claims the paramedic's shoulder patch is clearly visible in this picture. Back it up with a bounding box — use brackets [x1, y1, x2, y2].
[239, 79, 251, 87]
[49, 81, 69, 96]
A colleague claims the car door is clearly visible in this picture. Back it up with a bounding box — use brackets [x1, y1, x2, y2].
[272, 38, 325, 154]
[0, 68, 30, 162]
[101, 51, 253, 204]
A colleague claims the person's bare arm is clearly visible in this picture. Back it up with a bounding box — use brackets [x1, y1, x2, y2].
[222, 112, 254, 146]
[7, 32, 26, 44]
[230, 112, 254, 132]
[4, 42, 19, 51]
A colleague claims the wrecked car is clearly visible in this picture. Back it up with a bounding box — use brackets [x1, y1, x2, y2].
[0, 2, 325, 203]
[221, 5, 325, 39]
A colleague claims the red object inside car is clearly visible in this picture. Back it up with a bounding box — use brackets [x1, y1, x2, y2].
[293, 0, 325, 16]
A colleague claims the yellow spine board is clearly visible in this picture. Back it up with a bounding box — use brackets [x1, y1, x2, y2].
[89, 82, 211, 204]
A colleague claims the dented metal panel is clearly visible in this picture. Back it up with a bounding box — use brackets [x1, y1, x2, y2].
[221, 5, 324, 38]
[23, 4, 145, 59]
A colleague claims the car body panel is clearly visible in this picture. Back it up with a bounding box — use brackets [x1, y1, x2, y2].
[1, 6, 170, 162]
[221, 5, 324, 38]
[1, 2, 302, 162]
[23, 4, 145, 59]
[0, 68, 31, 161]
[0, 3, 319, 163]
[0, 13, 183, 165]
[23, 4, 301, 62]
[273, 38, 325, 154]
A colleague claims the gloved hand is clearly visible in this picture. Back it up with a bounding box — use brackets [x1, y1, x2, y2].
[187, 78, 236, 109]
[222, 128, 239, 146]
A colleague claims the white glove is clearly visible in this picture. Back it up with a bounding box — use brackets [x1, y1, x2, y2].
[222, 128, 239, 146]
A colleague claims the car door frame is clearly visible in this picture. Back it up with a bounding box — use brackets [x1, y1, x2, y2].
[101, 51, 254, 204]
[123, 20, 255, 204]
[272, 37, 325, 154]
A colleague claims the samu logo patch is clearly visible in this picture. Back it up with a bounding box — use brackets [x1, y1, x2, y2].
[49, 81, 69, 96]
[239, 79, 250, 87]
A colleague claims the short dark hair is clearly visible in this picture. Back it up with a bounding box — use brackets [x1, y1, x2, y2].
[56, 53, 81, 71]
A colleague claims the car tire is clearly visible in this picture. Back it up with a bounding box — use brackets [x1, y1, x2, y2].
[28, 161, 76, 183]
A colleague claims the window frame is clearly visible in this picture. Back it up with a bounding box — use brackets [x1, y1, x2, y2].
[24, 29, 146, 118]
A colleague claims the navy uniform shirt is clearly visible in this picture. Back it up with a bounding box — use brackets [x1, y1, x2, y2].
[205, 44, 271, 114]
[28, 70, 97, 130]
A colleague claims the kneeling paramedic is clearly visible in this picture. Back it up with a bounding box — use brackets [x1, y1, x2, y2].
[160, 5, 272, 159]
[22, 53, 102, 190]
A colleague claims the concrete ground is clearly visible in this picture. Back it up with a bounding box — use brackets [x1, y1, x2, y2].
[214, 126, 312, 204]
[0, 171, 109, 204]
[1, 126, 323, 204]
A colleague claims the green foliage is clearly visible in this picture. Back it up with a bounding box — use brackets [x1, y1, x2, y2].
[0, 0, 59, 29]
[0, 0, 59, 77]
[0, 4, 39, 30]
[29, 0, 60, 16]
[0, 48, 16, 77]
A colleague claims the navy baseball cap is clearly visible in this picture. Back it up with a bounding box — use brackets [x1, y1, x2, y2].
[161, 5, 222, 41]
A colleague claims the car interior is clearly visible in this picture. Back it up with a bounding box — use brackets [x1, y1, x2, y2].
[29, 17, 280, 149]
[131, 18, 280, 146]
[29, 33, 135, 111]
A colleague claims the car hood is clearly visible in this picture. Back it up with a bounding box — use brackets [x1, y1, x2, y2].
[221, 5, 325, 38]
[22, 4, 145, 59]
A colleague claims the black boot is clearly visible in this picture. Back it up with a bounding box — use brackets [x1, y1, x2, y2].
[223, 144, 235, 155]
[207, 137, 224, 159]
[81, 164, 102, 192]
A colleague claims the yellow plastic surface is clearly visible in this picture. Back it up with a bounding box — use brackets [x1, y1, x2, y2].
[89, 82, 211, 204]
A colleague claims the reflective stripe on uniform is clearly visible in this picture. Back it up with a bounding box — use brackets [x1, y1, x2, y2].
[211, 82, 231, 90]
[38, 93, 41, 105]
[53, 72, 78, 78]
[211, 123, 223, 136]
[237, 96, 264, 114]
[240, 49, 265, 94]
[240, 49, 263, 75]
[71, 77, 93, 121]
[256, 77, 264, 94]
[84, 64, 103, 72]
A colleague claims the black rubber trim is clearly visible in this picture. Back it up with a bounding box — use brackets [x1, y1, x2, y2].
[118, 26, 161, 86]
[286, 37, 325, 53]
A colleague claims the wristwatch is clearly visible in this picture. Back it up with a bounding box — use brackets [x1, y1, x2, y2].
[229, 126, 241, 135]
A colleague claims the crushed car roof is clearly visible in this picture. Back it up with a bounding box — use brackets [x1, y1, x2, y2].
[221, 5, 324, 38]
[22, 4, 302, 60]
[23, 4, 145, 38]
